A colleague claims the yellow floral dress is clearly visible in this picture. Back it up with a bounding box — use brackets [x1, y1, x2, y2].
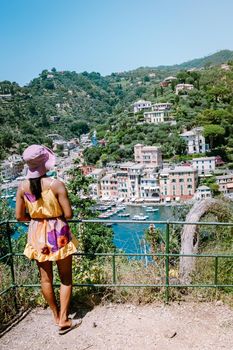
[23, 185, 78, 262]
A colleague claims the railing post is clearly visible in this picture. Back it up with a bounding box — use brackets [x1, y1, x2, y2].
[214, 256, 218, 287]
[6, 220, 18, 311]
[165, 221, 170, 303]
[112, 253, 116, 284]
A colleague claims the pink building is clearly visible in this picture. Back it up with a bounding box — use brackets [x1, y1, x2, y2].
[100, 173, 118, 199]
[216, 174, 233, 195]
[159, 166, 198, 202]
[134, 144, 162, 168]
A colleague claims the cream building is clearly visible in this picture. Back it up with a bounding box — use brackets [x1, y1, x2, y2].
[128, 164, 145, 199]
[140, 175, 160, 201]
[192, 157, 216, 176]
[195, 185, 212, 200]
[89, 168, 106, 198]
[175, 83, 194, 95]
[144, 102, 172, 124]
[144, 110, 171, 124]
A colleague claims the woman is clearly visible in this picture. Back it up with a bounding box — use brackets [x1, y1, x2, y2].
[16, 144, 81, 335]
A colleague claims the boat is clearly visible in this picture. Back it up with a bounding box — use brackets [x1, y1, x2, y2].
[96, 205, 112, 211]
[132, 214, 149, 221]
[116, 205, 126, 211]
[118, 213, 130, 217]
[0, 194, 14, 199]
[146, 208, 159, 212]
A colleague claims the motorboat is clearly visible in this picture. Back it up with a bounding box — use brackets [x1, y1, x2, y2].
[145, 208, 159, 212]
[132, 214, 148, 221]
[118, 213, 130, 217]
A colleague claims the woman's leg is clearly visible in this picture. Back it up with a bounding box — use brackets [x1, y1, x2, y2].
[56, 255, 73, 327]
[36, 260, 60, 324]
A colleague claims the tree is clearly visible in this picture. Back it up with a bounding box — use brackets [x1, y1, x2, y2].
[67, 165, 115, 254]
[83, 147, 102, 165]
[176, 71, 189, 83]
[70, 121, 89, 137]
[204, 124, 225, 150]
[0, 199, 15, 258]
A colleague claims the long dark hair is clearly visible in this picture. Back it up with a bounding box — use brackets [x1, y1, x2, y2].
[29, 176, 45, 200]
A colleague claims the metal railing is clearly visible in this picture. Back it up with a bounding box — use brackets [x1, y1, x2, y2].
[0, 219, 233, 307]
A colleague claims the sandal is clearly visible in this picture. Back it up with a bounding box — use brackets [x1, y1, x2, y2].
[58, 319, 82, 335]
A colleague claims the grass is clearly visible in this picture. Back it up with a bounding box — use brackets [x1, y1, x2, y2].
[1, 246, 233, 332]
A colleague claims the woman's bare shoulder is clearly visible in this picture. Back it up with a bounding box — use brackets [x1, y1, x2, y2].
[18, 180, 30, 193]
[49, 178, 67, 193]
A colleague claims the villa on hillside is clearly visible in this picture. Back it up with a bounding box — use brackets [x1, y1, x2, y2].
[143, 102, 173, 125]
[175, 83, 194, 95]
[152, 103, 172, 110]
[133, 100, 152, 113]
[160, 76, 177, 87]
[180, 127, 208, 154]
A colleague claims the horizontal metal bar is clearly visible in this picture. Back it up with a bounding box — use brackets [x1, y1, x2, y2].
[1, 219, 233, 226]
[14, 283, 233, 288]
[0, 253, 11, 261]
[12, 252, 233, 258]
[72, 253, 233, 258]
[0, 285, 13, 296]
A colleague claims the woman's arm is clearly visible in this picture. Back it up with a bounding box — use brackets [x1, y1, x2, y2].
[53, 180, 73, 220]
[15, 185, 30, 221]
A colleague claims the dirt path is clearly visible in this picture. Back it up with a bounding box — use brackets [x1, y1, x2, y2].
[1, 302, 233, 350]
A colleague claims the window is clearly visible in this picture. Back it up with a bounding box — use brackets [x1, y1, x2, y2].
[179, 179, 184, 182]
[181, 185, 184, 195]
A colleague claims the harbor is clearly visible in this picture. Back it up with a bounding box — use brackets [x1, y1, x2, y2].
[3, 191, 176, 255]
[92, 202, 175, 254]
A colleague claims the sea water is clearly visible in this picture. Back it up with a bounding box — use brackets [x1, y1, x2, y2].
[111, 205, 174, 255]
[5, 192, 174, 254]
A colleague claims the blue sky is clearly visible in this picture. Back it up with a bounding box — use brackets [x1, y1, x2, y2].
[0, 0, 232, 85]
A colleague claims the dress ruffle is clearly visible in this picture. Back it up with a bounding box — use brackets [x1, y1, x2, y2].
[24, 236, 78, 262]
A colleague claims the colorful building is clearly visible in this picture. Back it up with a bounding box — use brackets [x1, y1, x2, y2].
[134, 144, 162, 168]
[159, 166, 197, 202]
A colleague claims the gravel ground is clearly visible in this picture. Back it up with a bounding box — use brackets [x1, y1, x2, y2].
[1, 302, 233, 350]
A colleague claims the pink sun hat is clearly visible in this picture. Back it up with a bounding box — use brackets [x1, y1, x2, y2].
[22, 144, 56, 179]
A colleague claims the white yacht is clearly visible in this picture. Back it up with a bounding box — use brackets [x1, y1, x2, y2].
[132, 214, 148, 221]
